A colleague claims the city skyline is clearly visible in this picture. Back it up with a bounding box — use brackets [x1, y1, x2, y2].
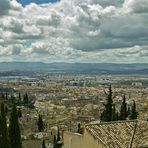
[0, 0, 148, 63]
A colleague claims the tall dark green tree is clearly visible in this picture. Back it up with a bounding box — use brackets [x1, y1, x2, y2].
[53, 128, 63, 148]
[1, 93, 5, 99]
[6, 92, 8, 100]
[9, 103, 22, 148]
[18, 93, 21, 102]
[23, 93, 29, 104]
[120, 96, 127, 120]
[37, 115, 44, 132]
[10, 95, 16, 104]
[127, 106, 131, 117]
[25, 93, 29, 103]
[101, 85, 113, 122]
[0, 115, 2, 146]
[77, 123, 81, 133]
[57, 128, 61, 142]
[115, 112, 119, 121]
[18, 108, 22, 118]
[53, 135, 57, 148]
[42, 140, 46, 148]
[112, 104, 116, 121]
[0, 102, 10, 148]
[129, 100, 138, 120]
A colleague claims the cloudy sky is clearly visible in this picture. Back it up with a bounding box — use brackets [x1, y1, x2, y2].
[0, 0, 148, 63]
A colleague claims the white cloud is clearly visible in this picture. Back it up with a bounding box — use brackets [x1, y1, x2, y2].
[0, 0, 10, 15]
[123, 0, 148, 13]
[0, 0, 148, 63]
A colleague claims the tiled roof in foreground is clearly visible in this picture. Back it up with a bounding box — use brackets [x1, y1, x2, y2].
[86, 120, 148, 148]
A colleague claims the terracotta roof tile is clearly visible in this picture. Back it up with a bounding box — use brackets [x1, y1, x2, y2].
[86, 120, 148, 148]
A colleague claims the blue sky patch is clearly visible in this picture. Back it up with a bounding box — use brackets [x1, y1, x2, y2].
[17, 0, 59, 6]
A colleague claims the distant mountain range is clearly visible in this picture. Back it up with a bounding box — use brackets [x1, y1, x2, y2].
[0, 62, 148, 75]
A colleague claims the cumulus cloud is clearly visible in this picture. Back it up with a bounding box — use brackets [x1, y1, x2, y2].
[0, 0, 148, 63]
[123, 0, 148, 13]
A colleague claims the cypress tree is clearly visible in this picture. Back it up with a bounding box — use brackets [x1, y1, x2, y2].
[37, 115, 44, 132]
[53, 135, 57, 148]
[1, 93, 5, 99]
[101, 85, 113, 122]
[5, 105, 8, 115]
[120, 96, 127, 120]
[54, 128, 62, 148]
[10, 95, 15, 104]
[77, 123, 81, 133]
[42, 140, 46, 148]
[112, 104, 116, 121]
[129, 100, 138, 120]
[9, 103, 22, 148]
[18, 108, 22, 118]
[0, 103, 10, 148]
[0, 115, 2, 146]
[19, 93, 21, 100]
[18, 93, 21, 104]
[6, 92, 8, 100]
[23, 93, 29, 104]
[25, 93, 29, 103]
[115, 112, 119, 121]
[127, 106, 131, 117]
[57, 128, 61, 142]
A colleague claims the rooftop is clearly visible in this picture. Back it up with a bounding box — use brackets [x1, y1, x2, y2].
[86, 120, 148, 148]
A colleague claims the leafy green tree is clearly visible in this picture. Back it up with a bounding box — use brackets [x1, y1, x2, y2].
[120, 96, 127, 120]
[9, 103, 22, 148]
[101, 85, 113, 122]
[37, 115, 44, 132]
[0, 102, 10, 148]
[129, 100, 138, 120]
